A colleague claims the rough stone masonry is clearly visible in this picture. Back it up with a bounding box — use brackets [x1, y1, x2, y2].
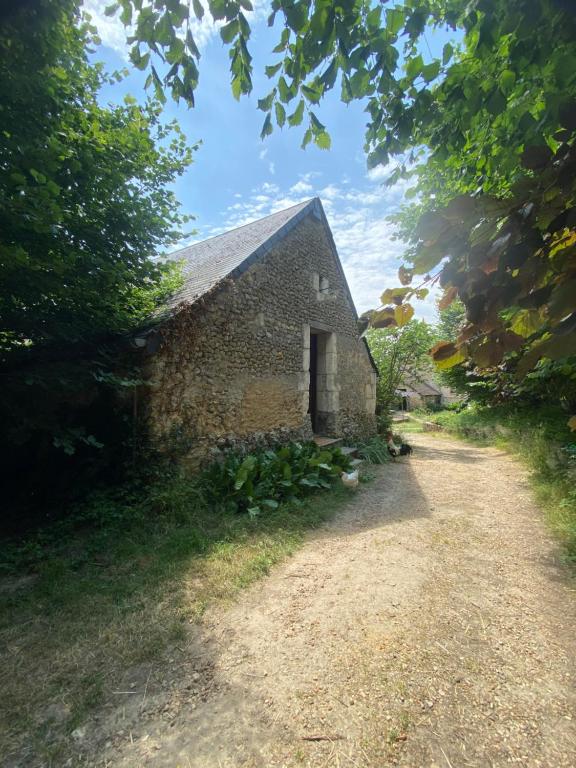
[138, 199, 377, 467]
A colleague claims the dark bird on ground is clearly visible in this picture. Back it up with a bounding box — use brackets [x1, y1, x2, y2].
[385, 431, 413, 459]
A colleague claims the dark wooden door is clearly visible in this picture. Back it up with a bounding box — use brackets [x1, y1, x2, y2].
[309, 333, 318, 433]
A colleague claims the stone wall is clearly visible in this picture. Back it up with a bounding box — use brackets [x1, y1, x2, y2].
[142, 212, 377, 466]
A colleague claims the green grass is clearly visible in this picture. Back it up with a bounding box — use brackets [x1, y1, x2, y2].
[357, 435, 393, 464]
[0, 470, 359, 763]
[394, 419, 424, 434]
[424, 403, 576, 562]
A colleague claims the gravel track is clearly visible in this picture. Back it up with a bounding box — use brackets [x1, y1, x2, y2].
[103, 433, 576, 767]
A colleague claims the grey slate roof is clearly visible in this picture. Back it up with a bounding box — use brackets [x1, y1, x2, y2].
[399, 370, 442, 397]
[167, 198, 315, 306]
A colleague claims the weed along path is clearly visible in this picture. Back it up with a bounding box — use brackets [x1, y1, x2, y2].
[104, 434, 575, 766]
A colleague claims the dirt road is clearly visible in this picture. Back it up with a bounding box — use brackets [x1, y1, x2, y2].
[102, 433, 576, 767]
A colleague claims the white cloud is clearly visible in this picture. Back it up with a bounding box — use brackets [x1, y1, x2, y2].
[290, 180, 313, 195]
[366, 165, 390, 182]
[259, 148, 269, 161]
[83, 0, 131, 56]
[268, 161, 276, 175]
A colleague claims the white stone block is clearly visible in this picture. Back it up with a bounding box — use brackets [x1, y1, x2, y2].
[325, 352, 337, 375]
[302, 323, 310, 350]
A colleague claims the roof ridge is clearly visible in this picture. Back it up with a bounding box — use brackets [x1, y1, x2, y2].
[168, 197, 316, 258]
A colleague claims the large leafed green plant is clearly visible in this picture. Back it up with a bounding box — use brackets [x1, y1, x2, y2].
[202, 441, 353, 517]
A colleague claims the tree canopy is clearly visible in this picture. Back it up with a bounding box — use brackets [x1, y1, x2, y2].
[1, 0, 193, 362]
[367, 320, 437, 413]
[0, 0, 193, 466]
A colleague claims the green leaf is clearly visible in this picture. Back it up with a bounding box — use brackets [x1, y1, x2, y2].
[386, 8, 404, 35]
[510, 309, 542, 337]
[319, 58, 338, 90]
[278, 76, 294, 103]
[155, 14, 174, 45]
[499, 69, 516, 94]
[442, 42, 453, 64]
[29, 169, 47, 184]
[192, 0, 204, 20]
[301, 128, 313, 148]
[261, 499, 279, 509]
[486, 88, 506, 115]
[285, 2, 309, 33]
[302, 82, 322, 104]
[367, 7, 382, 30]
[131, 48, 150, 71]
[309, 112, 325, 133]
[257, 90, 275, 112]
[119, 3, 132, 25]
[405, 54, 424, 79]
[273, 28, 290, 53]
[265, 62, 282, 78]
[260, 112, 273, 139]
[421, 61, 440, 82]
[349, 69, 370, 98]
[288, 99, 305, 127]
[220, 20, 239, 44]
[314, 130, 331, 150]
[275, 101, 286, 128]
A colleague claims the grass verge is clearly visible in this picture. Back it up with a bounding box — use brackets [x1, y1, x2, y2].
[423, 404, 576, 562]
[0, 471, 359, 763]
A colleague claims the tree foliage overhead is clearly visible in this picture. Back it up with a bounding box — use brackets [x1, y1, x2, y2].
[1, 0, 193, 363]
[110, 0, 575, 351]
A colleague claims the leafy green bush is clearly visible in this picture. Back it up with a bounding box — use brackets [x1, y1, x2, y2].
[202, 441, 352, 517]
[357, 436, 392, 465]
[376, 413, 393, 434]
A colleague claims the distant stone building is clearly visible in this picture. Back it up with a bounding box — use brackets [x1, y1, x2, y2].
[397, 369, 461, 411]
[134, 198, 377, 466]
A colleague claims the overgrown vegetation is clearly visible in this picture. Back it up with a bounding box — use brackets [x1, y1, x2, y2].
[0, 0, 194, 523]
[1, 442, 352, 573]
[202, 441, 352, 517]
[426, 404, 576, 561]
[356, 436, 392, 464]
[0, 444, 360, 762]
[367, 320, 437, 413]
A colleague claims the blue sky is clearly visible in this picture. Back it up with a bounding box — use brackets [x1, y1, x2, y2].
[85, 1, 455, 320]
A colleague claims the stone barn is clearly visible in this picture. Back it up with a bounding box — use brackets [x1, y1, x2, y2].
[137, 198, 377, 465]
